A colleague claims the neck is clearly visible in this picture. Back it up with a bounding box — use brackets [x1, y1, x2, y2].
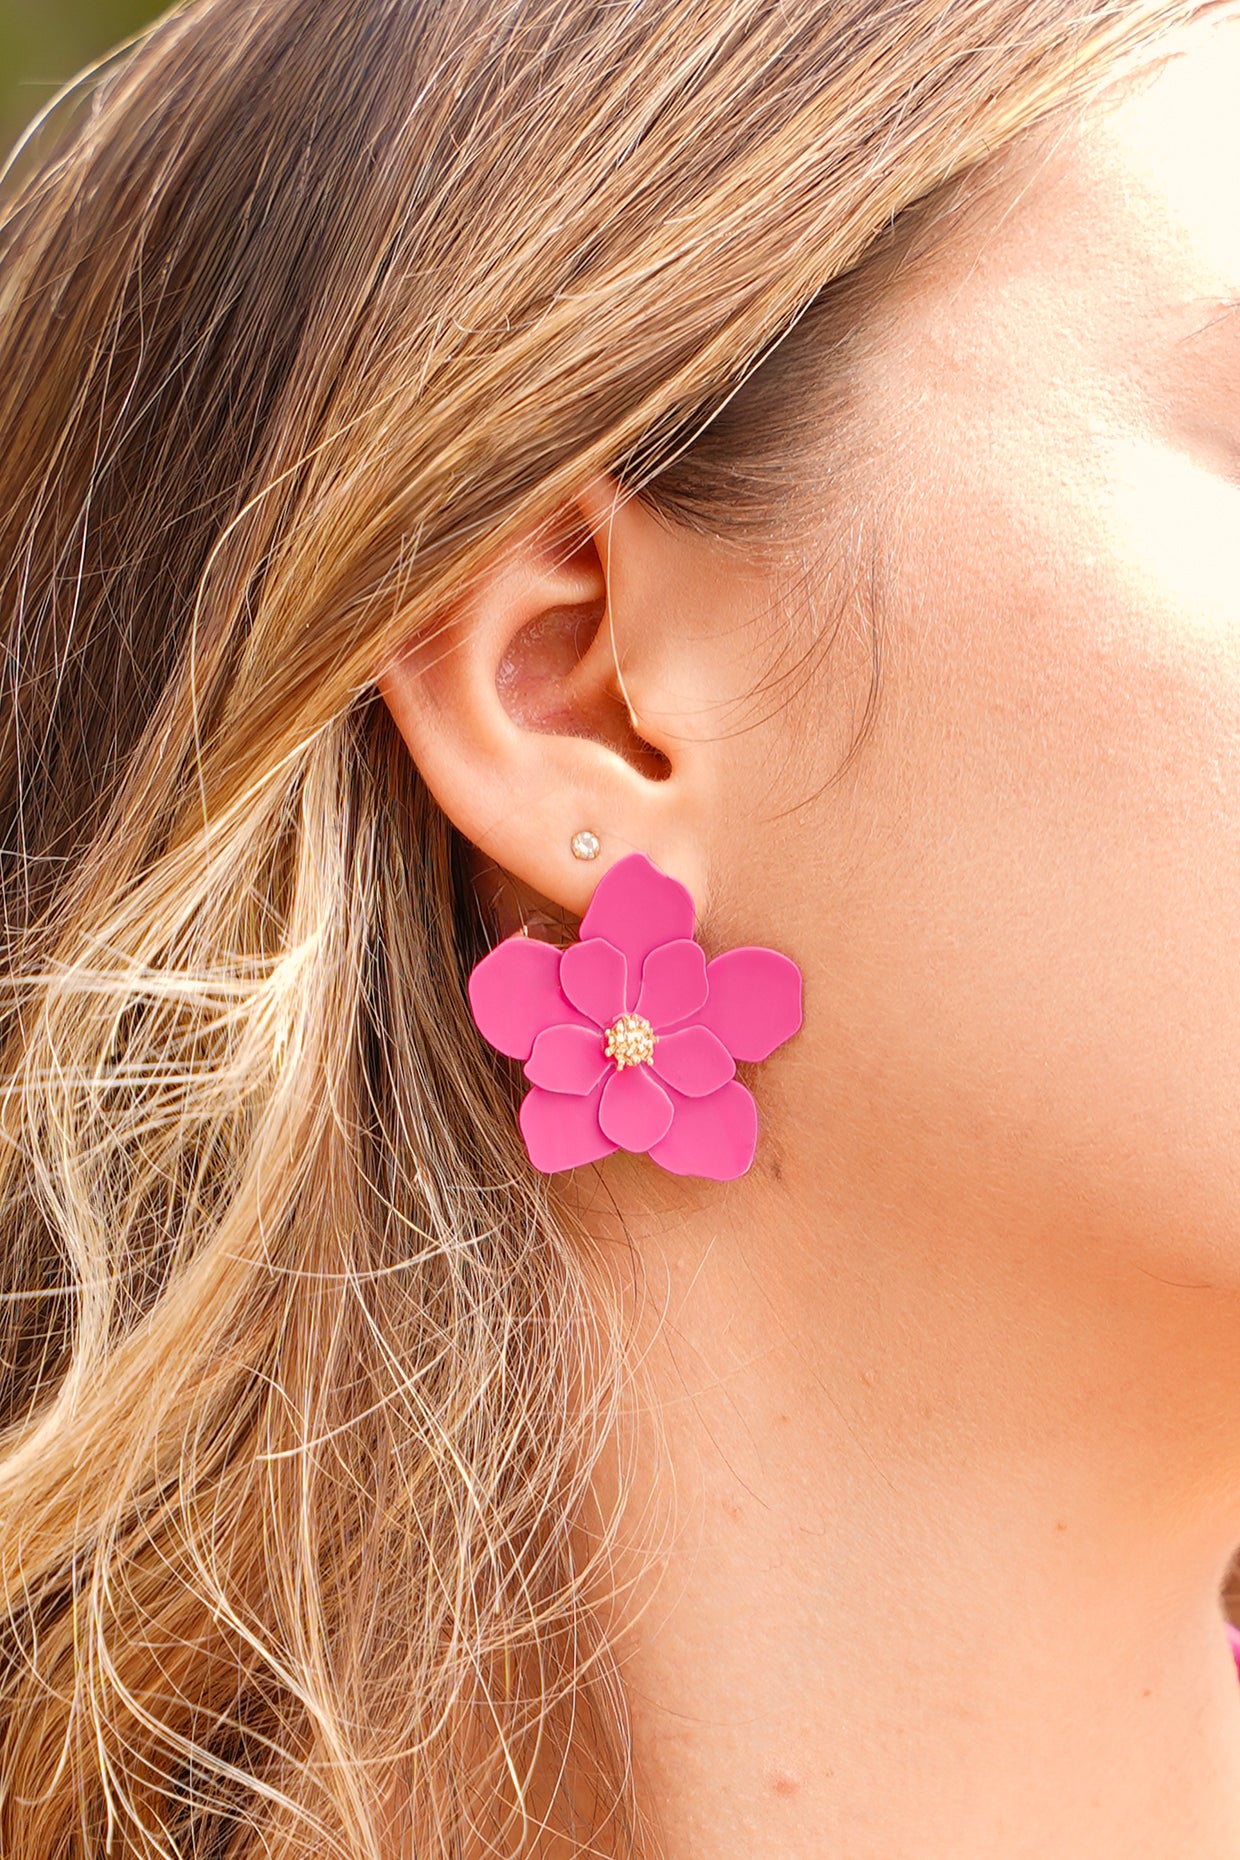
[580, 1150, 1240, 1860]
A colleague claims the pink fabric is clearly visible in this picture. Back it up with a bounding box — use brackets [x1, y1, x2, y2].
[1227, 1622, 1240, 1676]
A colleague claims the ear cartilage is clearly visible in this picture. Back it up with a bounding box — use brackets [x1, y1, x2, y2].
[570, 829, 601, 862]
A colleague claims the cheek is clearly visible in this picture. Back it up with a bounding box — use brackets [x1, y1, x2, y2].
[780, 425, 1240, 1273]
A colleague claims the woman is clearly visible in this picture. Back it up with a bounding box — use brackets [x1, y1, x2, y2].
[1, 0, 1239, 1853]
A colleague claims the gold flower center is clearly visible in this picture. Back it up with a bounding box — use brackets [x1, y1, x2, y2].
[603, 1013, 657, 1070]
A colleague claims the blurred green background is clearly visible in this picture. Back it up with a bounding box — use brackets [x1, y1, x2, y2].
[0, 1, 163, 154]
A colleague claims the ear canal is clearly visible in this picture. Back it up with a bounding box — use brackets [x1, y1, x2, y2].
[497, 602, 671, 781]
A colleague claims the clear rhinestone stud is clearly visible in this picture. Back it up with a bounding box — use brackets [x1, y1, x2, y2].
[570, 829, 601, 862]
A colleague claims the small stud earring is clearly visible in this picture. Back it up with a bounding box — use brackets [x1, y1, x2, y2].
[570, 829, 601, 862]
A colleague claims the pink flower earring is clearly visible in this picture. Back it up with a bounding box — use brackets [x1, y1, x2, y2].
[466, 844, 802, 1180]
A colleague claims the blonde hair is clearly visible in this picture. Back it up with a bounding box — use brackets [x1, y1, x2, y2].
[0, 1, 1201, 1853]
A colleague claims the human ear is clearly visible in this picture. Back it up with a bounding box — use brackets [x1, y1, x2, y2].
[377, 476, 715, 916]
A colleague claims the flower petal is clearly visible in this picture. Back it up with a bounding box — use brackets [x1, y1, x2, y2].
[524, 1024, 609, 1095]
[519, 1082, 616, 1172]
[598, 1065, 674, 1153]
[651, 1025, 735, 1097]
[468, 935, 587, 1060]
[647, 1080, 758, 1180]
[559, 937, 627, 1028]
[636, 938, 708, 1028]
[579, 853, 696, 1008]
[696, 947, 803, 1062]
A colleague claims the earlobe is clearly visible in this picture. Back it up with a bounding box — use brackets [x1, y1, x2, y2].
[375, 482, 708, 916]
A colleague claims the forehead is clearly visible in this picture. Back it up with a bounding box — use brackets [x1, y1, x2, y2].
[888, 10, 1240, 383]
[1051, 10, 1240, 322]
